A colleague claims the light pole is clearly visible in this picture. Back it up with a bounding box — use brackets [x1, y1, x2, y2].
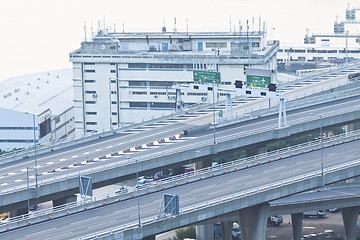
[127, 156, 141, 227]
[26, 113, 38, 187]
[320, 116, 324, 176]
[212, 81, 216, 144]
[27, 167, 30, 214]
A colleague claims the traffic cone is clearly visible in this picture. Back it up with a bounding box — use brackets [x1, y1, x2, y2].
[123, 148, 126, 153]
[53, 167, 55, 172]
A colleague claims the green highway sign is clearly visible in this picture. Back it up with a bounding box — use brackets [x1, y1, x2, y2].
[218, 110, 223, 117]
[193, 70, 221, 84]
[246, 75, 271, 88]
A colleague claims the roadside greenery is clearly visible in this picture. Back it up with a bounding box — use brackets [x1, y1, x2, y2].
[174, 226, 196, 240]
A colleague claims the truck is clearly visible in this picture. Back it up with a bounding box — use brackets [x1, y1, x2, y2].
[303, 210, 326, 218]
[267, 215, 283, 226]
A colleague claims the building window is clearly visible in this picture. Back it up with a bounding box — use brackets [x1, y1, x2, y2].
[111, 101, 117, 104]
[150, 102, 175, 109]
[84, 63, 95, 65]
[112, 112, 117, 115]
[252, 42, 260, 48]
[84, 69, 95, 73]
[131, 91, 147, 95]
[187, 92, 208, 96]
[86, 122, 97, 125]
[85, 91, 97, 94]
[85, 80, 96, 83]
[128, 63, 147, 68]
[149, 81, 174, 87]
[110, 63, 116, 65]
[111, 91, 117, 94]
[110, 70, 116, 73]
[222, 82, 231, 85]
[85, 101, 96, 104]
[86, 112, 97, 115]
[129, 102, 147, 108]
[129, 81, 146, 86]
[150, 92, 166, 95]
[205, 42, 227, 48]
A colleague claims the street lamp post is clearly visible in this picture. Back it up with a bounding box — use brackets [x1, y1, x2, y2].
[127, 156, 141, 227]
[320, 116, 324, 176]
[27, 167, 30, 213]
[212, 81, 216, 144]
[32, 114, 38, 187]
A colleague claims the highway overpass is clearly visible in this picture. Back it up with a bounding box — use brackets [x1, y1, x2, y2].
[1, 91, 360, 214]
[1, 138, 360, 239]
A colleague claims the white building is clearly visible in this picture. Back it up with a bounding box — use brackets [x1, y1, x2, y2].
[0, 69, 74, 151]
[70, 28, 279, 138]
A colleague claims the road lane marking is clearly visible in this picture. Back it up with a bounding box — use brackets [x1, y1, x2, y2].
[345, 155, 353, 159]
[228, 175, 252, 183]
[106, 146, 112, 149]
[296, 161, 305, 164]
[280, 169, 303, 176]
[90, 220, 116, 228]
[25, 227, 56, 237]
[95, 149, 101, 152]
[191, 184, 217, 192]
[181, 198, 197, 204]
[46, 232, 74, 240]
[70, 216, 100, 225]
[208, 187, 234, 196]
[264, 166, 286, 173]
[244, 178, 269, 186]
[83, 152, 89, 155]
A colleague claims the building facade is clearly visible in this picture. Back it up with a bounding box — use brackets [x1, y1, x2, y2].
[70, 29, 279, 137]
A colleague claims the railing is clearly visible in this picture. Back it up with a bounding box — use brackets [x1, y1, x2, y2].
[1, 61, 359, 161]
[1, 103, 359, 196]
[78, 158, 360, 239]
[1, 128, 360, 233]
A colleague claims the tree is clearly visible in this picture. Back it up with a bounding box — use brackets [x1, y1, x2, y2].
[174, 226, 196, 240]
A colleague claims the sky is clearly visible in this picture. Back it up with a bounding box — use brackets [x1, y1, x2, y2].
[0, 0, 359, 82]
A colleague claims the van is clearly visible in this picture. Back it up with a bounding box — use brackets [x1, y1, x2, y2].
[303, 210, 326, 218]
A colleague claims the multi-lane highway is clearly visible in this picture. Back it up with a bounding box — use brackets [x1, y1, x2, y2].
[0, 93, 359, 194]
[1, 139, 359, 239]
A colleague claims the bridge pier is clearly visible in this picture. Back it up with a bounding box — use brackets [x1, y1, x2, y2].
[342, 206, 360, 240]
[196, 223, 214, 240]
[142, 235, 155, 240]
[238, 203, 269, 240]
[52, 194, 77, 207]
[195, 158, 212, 170]
[221, 221, 233, 240]
[346, 121, 360, 132]
[9, 207, 28, 218]
[291, 213, 303, 240]
[246, 145, 267, 157]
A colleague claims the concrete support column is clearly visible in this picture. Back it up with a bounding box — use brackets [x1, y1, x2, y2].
[346, 121, 360, 132]
[142, 235, 155, 240]
[195, 158, 212, 170]
[246, 146, 267, 157]
[237, 203, 269, 240]
[221, 221, 233, 240]
[291, 213, 303, 240]
[196, 223, 214, 240]
[52, 194, 77, 207]
[9, 207, 28, 218]
[342, 206, 360, 240]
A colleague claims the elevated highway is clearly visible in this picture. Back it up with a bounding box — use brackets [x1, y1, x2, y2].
[1, 139, 360, 239]
[1, 92, 360, 213]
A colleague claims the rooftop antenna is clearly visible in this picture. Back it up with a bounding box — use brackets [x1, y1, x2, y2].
[186, 19, 189, 35]
[239, 20, 242, 35]
[83, 21, 87, 42]
[123, 23, 125, 33]
[91, 21, 94, 38]
[98, 20, 101, 32]
[252, 17, 255, 31]
[162, 17, 166, 33]
[229, 14, 232, 32]
[258, 16, 261, 33]
[173, 17, 177, 33]
[114, 23, 116, 33]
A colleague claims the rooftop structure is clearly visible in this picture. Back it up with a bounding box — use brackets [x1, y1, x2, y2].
[0, 69, 74, 150]
[70, 28, 279, 137]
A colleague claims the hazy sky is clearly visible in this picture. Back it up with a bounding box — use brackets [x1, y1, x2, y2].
[0, 0, 359, 82]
